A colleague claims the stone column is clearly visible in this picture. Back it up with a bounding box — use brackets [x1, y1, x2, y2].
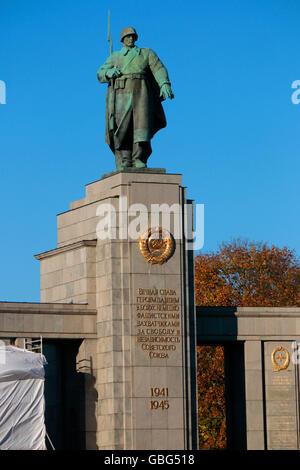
[244, 340, 265, 449]
[94, 171, 197, 450]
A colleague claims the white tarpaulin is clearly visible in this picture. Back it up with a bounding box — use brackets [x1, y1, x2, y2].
[0, 345, 47, 450]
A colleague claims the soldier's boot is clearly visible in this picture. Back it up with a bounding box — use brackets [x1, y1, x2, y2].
[132, 142, 152, 168]
[115, 150, 132, 170]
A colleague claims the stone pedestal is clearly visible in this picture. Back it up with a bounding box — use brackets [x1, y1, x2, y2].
[36, 170, 198, 450]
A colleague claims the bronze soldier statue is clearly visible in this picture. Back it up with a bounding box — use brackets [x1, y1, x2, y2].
[97, 27, 174, 170]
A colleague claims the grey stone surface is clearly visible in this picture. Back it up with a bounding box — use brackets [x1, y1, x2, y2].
[0, 302, 96, 338]
[267, 430, 297, 450]
[197, 307, 300, 342]
[246, 431, 265, 450]
[244, 340, 265, 449]
[76, 171, 197, 449]
[264, 341, 298, 450]
[245, 369, 264, 401]
[245, 400, 264, 431]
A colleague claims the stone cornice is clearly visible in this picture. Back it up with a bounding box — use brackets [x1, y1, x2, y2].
[34, 239, 97, 260]
[196, 306, 300, 318]
[0, 301, 96, 316]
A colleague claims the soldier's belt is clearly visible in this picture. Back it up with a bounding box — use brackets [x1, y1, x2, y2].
[121, 73, 146, 79]
[113, 73, 147, 89]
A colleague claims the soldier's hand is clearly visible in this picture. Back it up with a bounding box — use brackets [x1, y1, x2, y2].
[106, 67, 122, 79]
[160, 84, 174, 100]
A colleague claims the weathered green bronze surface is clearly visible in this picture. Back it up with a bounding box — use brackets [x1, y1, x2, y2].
[97, 27, 174, 170]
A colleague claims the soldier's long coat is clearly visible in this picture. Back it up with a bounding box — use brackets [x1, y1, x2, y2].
[97, 46, 171, 151]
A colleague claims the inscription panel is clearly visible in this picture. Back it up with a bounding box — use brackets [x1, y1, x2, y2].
[268, 431, 297, 450]
[264, 342, 299, 450]
[131, 282, 186, 445]
[135, 288, 182, 360]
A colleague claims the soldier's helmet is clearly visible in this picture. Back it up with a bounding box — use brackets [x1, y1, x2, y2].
[120, 27, 138, 42]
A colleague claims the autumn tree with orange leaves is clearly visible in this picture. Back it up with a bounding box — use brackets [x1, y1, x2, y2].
[196, 239, 300, 449]
[197, 345, 226, 449]
[195, 239, 300, 307]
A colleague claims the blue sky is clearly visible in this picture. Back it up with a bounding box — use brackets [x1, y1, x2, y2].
[1, 0, 299, 302]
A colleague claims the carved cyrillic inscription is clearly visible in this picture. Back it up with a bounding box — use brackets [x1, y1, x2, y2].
[135, 288, 181, 359]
